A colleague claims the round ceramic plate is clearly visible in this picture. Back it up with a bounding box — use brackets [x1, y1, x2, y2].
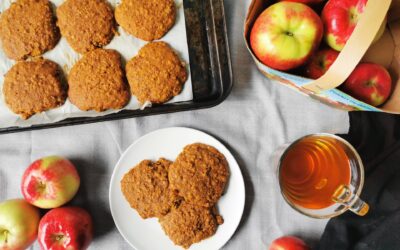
[109, 127, 245, 250]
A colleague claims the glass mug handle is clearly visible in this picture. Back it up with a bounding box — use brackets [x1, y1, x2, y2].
[332, 185, 369, 216]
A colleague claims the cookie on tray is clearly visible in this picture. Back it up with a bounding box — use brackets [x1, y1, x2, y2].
[0, 0, 59, 60]
[169, 143, 230, 208]
[68, 49, 130, 111]
[159, 202, 223, 249]
[3, 59, 67, 119]
[115, 0, 176, 41]
[121, 158, 181, 219]
[57, 0, 115, 54]
[126, 42, 187, 104]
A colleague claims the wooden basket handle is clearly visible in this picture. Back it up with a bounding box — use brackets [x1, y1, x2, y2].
[303, 0, 392, 93]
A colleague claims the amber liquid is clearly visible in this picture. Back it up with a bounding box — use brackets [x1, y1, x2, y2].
[279, 135, 351, 210]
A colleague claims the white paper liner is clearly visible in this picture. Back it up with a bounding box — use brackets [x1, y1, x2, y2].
[0, 0, 193, 128]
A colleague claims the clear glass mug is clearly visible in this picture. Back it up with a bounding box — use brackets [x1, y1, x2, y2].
[276, 133, 369, 219]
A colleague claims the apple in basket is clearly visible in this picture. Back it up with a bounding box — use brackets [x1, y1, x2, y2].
[21, 156, 80, 209]
[342, 63, 392, 106]
[306, 48, 339, 79]
[278, 0, 325, 4]
[0, 199, 40, 250]
[269, 236, 310, 250]
[38, 207, 93, 250]
[322, 0, 386, 52]
[250, 1, 323, 71]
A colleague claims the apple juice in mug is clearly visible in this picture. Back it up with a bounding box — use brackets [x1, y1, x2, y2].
[278, 134, 369, 218]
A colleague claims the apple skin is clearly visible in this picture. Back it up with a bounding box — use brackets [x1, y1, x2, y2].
[322, 0, 386, 51]
[278, 0, 325, 4]
[250, 1, 323, 71]
[0, 199, 40, 250]
[342, 63, 392, 106]
[269, 236, 310, 250]
[38, 207, 93, 250]
[21, 156, 80, 209]
[306, 48, 339, 79]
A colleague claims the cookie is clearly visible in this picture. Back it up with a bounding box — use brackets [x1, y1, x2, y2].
[115, 0, 176, 41]
[159, 203, 222, 249]
[57, 0, 115, 54]
[126, 42, 187, 104]
[0, 0, 59, 60]
[121, 158, 180, 219]
[68, 49, 130, 111]
[3, 59, 66, 119]
[169, 143, 230, 207]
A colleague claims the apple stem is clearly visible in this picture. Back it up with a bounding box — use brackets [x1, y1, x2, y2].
[0, 230, 8, 244]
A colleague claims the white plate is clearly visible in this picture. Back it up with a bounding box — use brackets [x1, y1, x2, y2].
[109, 127, 245, 250]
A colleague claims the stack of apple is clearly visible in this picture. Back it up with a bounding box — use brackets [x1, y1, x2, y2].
[0, 156, 93, 250]
[250, 0, 392, 107]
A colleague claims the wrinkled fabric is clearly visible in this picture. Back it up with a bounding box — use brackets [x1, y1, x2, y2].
[0, 0, 349, 249]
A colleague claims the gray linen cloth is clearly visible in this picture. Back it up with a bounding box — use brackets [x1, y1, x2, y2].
[0, 0, 350, 249]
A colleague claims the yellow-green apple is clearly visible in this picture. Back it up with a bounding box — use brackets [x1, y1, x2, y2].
[38, 207, 93, 250]
[306, 48, 339, 79]
[0, 199, 40, 250]
[21, 156, 80, 209]
[322, 0, 386, 52]
[342, 63, 392, 106]
[278, 0, 325, 4]
[269, 236, 310, 250]
[250, 2, 323, 71]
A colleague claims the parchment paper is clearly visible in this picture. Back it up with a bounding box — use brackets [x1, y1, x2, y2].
[0, 0, 193, 128]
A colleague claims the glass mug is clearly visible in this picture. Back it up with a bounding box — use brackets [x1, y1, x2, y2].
[277, 133, 369, 219]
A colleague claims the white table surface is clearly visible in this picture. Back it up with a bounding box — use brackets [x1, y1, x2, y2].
[0, 0, 350, 249]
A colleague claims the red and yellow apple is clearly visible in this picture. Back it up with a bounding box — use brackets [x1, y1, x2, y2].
[322, 0, 386, 51]
[38, 207, 93, 250]
[21, 156, 80, 209]
[306, 48, 339, 79]
[278, 0, 325, 4]
[250, 2, 323, 71]
[342, 63, 392, 106]
[0, 199, 40, 250]
[269, 236, 310, 250]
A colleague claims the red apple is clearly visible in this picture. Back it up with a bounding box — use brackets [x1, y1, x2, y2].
[38, 207, 93, 250]
[306, 48, 339, 79]
[0, 199, 40, 250]
[322, 0, 386, 51]
[250, 1, 323, 71]
[342, 63, 392, 106]
[278, 0, 325, 4]
[21, 156, 80, 209]
[269, 236, 310, 250]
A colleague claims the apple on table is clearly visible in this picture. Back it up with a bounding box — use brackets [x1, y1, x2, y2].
[342, 63, 392, 106]
[250, 1, 323, 71]
[0, 199, 40, 250]
[21, 156, 80, 209]
[38, 207, 93, 250]
[269, 236, 310, 250]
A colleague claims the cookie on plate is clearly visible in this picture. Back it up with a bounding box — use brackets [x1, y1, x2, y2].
[115, 0, 176, 41]
[159, 203, 223, 249]
[68, 49, 130, 111]
[3, 59, 66, 119]
[126, 42, 187, 104]
[121, 158, 180, 219]
[0, 0, 59, 60]
[169, 143, 230, 208]
[57, 0, 115, 54]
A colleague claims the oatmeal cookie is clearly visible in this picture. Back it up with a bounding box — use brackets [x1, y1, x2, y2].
[115, 0, 176, 41]
[68, 49, 130, 111]
[126, 42, 187, 104]
[57, 0, 115, 54]
[0, 0, 59, 60]
[169, 143, 230, 207]
[3, 59, 66, 119]
[121, 158, 179, 219]
[159, 203, 223, 249]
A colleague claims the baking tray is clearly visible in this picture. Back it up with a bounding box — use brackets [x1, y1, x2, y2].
[0, 0, 233, 134]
